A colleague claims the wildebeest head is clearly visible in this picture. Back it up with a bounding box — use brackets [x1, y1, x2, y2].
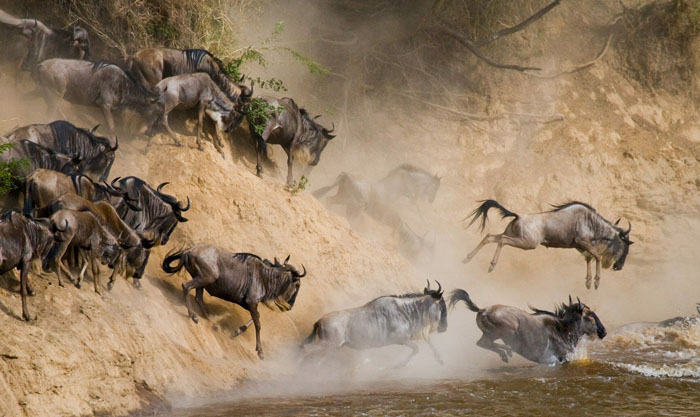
[424, 280, 448, 333]
[71, 26, 90, 59]
[155, 182, 191, 238]
[295, 110, 336, 167]
[267, 254, 306, 311]
[122, 233, 156, 279]
[611, 219, 633, 271]
[562, 296, 606, 340]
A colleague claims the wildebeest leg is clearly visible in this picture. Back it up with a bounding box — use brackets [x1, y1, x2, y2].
[284, 147, 294, 187]
[575, 239, 601, 289]
[157, 112, 183, 148]
[232, 319, 254, 337]
[195, 287, 209, 319]
[107, 258, 119, 291]
[476, 335, 510, 362]
[101, 105, 116, 135]
[426, 338, 444, 365]
[488, 235, 538, 273]
[392, 341, 419, 368]
[249, 303, 264, 360]
[19, 261, 32, 321]
[463, 234, 500, 264]
[212, 126, 225, 158]
[196, 105, 205, 151]
[87, 251, 102, 295]
[7, 269, 34, 296]
[585, 257, 592, 289]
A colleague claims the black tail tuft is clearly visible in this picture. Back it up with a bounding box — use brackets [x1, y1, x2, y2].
[162, 248, 187, 274]
[465, 199, 518, 232]
[449, 289, 482, 313]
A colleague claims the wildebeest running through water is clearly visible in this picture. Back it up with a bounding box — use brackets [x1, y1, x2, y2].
[301, 280, 447, 368]
[463, 200, 633, 289]
[450, 290, 606, 364]
[162, 244, 306, 359]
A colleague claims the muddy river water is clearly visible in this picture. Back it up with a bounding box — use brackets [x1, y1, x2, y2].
[168, 318, 700, 416]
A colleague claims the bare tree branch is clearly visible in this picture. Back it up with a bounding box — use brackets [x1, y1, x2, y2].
[475, 0, 561, 47]
[528, 32, 614, 79]
[429, 23, 541, 72]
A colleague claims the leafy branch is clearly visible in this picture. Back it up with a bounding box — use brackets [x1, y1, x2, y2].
[247, 98, 284, 135]
[0, 142, 29, 195]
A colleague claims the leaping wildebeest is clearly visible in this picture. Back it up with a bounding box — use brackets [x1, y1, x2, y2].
[0, 9, 90, 71]
[162, 245, 306, 359]
[463, 200, 633, 289]
[247, 97, 336, 186]
[301, 280, 447, 368]
[34, 59, 162, 135]
[152, 73, 244, 155]
[6, 120, 117, 181]
[127, 48, 253, 104]
[0, 211, 54, 321]
[450, 290, 606, 364]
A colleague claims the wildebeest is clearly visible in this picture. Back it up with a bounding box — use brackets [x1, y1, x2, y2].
[301, 280, 447, 368]
[397, 221, 435, 260]
[0, 211, 54, 321]
[0, 139, 81, 176]
[152, 73, 244, 155]
[110, 177, 190, 245]
[127, 48, 253, 104]
[162, 245, 306, 359]
[0, 9, 90, 71]
[6, 120, 117, 181]
[248, 97, 336, 185]
[35, 59, 161, 135]
[44, 209, 122, 293]
[314, 164, 441, 213]
[23, 169, 140, 216]
[450, 290, 606, 364]
[463, 200, 633, 289]
[36, 193, 155, 289]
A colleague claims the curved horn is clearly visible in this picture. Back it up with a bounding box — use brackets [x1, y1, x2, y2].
[426, 279, 431, 291]
[624, 221, 631, 236]
[435, 280, 443, 296]
[177, 196, 191, 212]
[297, 264, 307, 278]
[284, 254, 290, 265]
[568, 295, 573, 306]
[322, 122, 336, 139]
[91, 124, 100, 133]
[577, 297, 582, 310]
[614, 218, 621, 226]
[110, 177, 123, 190]
[141, 233, 157, 249]
[238, 73, 245, 83]
[314, 115, 322, 120]
[111, 136, 119, 152]
[156, 182, 169, 194]
[274, 257, 280, 265]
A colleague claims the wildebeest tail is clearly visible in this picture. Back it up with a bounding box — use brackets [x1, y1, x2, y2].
[162, 247, 187, 274]
[466, 199, 518, 232]
[312, 172, 347, 199]
[449, 289, 483, 313]
[301, 320, 321, 347]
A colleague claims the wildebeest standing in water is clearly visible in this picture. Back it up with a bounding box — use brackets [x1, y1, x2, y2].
[34, 59, 161, 135]
[450, 290, 606, 364]
[248, 97, 336, 186]
[0, 211, 54, 321]
[162, 245, 306, 359]
[127, 48, 253, 104]
[301, 280, 448, 368]
[0, 9, 90, 72]
[463, 200, 633, 289]
[6, 120, 117, 182]
[152, 73, 244, 156]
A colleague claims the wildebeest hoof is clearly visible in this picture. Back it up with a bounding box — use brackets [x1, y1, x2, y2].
[500, 355, 509, 363]
[585, 278, 592, 289]
[27, 288, 35, 296]
[257, 350, 264, 360]
[23, 313, 34, 322]
[191, 315, 199, 324]
[75, 282, 81, 289]
[594, 278, 600, 290]
[107, 282, 115, 291]
[488, 263, 496, 273]
[462, 256, 470, 264]
[132, 279, 142, 290]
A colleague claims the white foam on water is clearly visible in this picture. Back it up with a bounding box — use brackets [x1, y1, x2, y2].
[610, 361, 700, 379]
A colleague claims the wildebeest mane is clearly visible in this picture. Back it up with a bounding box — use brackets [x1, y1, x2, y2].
[233, 252, 261, 262]
[92, 60, 159, 102]
[49, 120, 111, 162]
[549, 201, 596, 213]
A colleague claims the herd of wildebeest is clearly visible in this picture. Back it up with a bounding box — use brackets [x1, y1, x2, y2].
[0, 10, 641, 366]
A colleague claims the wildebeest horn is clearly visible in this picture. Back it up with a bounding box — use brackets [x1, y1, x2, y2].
[284, 254, 290, 265]
[577, 297, 582, 310]
[322, 123, 336, 139]
[238, 73, 245, 83]
[157, 182, 169, 193]
[111, 137, 119, 152]
[178, 196, 191, 212]
[314, 115, 322, 120]
[425, 279, 431, 293]
[624, 221, 631, 236]
[141, 233, 157, 249]
[110, 177, 122, 190]
[435, 280, 443, 297]
[297, 264, 307, 278]
[568, 295, 573, 306]
[274, 257, 280, 265]
[614, 218, 621, 226]
[91, 124, 100, 133]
